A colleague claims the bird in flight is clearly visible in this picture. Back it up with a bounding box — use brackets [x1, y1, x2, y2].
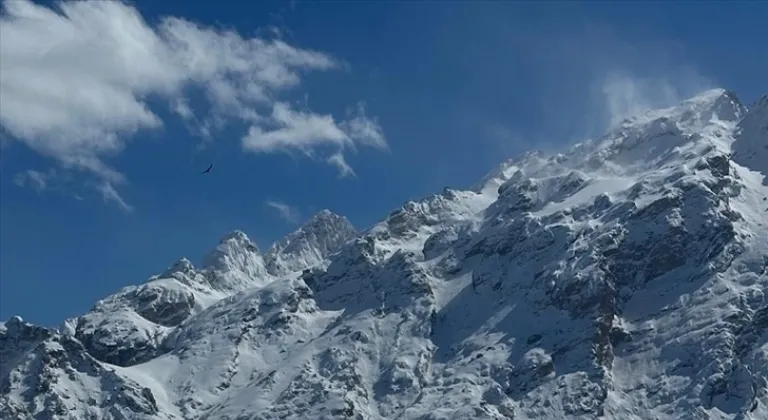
[201, 163, 213, 174]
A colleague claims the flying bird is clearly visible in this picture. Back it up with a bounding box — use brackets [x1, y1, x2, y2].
[201, 163, 213, 174]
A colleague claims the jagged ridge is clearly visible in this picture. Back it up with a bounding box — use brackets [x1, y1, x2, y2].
[2, 88, 767, 420]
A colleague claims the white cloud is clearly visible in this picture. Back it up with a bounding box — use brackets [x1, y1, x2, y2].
[0, 0, 385, 210]
[339, 103, 388, 150]
[97, 182, 133, 213]
[327, 152, 356, 178]
[13, 167, 86, 200]
[243, 102, 352, 153]
[14, 169, 54, 192]
[172, 97, 194, 121]
[242, 101, 387, 177]
[266, 200, 301, 224]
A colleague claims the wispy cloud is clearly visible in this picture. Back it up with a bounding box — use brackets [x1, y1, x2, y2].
[327, 152, 356, 178]
[339, 103, 388, 151]
[13, 167, 88, 201]
[243, 103, 352, 153]
[14, 169, 55, 192]
[97, 182, 133, 213]
[0, 0, 386, 210]
[242, 101, 387, 177]
[266, 200, 301, 224]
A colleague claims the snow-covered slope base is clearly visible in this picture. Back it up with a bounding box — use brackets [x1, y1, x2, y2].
[2, 89, 767, 420]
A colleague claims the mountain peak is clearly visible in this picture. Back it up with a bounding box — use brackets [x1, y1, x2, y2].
[688, 87, 745, 119]
[208, 230, 260, 256]
[674, 87, 740, 110]
[304, 209, 350, 229]
[732, 92, 768, 178]
[200, 229, 265, 280]
[4, 315, 24, 329]
[265, 210, 358, 275]
[749, 94, 768, 112]
[616, 88, 747, 134]
[218, 229, 252, 245]
[687, 87, 729, 102]
[313, 208, 336, 218]
[160, 257, 195, 278]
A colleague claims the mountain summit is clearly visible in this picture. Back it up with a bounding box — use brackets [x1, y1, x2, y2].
[265, 209, 358, 276]
[2, 89, 767, 420]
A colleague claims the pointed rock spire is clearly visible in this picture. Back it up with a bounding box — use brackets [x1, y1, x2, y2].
[200, 230, 268, 290]
[160, 257, 195, 278]
[265, 209, 358, 275]
[203, 230, 261, 268]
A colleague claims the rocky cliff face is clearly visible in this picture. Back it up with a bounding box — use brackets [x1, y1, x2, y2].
[2, 89, 767, 420]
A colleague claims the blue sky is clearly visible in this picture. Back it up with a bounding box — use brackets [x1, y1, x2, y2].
[1, 0, 766, 326]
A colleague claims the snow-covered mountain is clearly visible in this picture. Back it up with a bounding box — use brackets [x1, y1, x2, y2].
[2, 88, 767, 420]
[265, 209, 358, 276]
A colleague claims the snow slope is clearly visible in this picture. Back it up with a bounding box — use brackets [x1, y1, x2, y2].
[2, 88, 767, 420]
